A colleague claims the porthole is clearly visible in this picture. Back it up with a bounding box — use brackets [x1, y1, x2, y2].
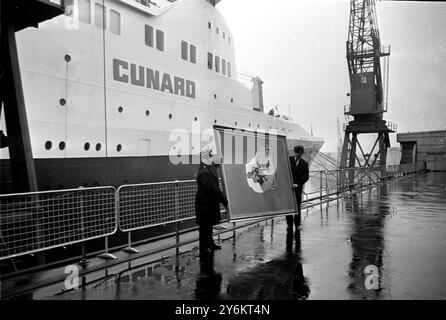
[64, 54, 71, 62]
[194, 117, 198, 121]
[45, 141, 52, 150]
[169, 114, 172, 119]
[214, 119, 217, 124]
[249, 123, 251, 127]
[235, 122, 237, 126]
[96, 143, 101, 151]
[118, 106, 123, 113]
[59, 98, 66, 106]
[84, 142, 90, 151]
[214, 94, 217, 99]
[231, 98, 233, 103]
[145, 110, 150, 116]
[59, 141, 66, 150]
[117, 144, 122, 152]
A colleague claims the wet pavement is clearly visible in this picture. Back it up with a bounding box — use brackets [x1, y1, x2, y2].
[40, 172, 446, 299]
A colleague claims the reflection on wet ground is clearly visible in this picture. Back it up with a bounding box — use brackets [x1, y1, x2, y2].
[46, 172, 446, 300]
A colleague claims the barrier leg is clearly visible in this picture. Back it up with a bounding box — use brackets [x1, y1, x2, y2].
[123, 231, 138, 254]
[79, 241, 89, 267]
[176, 221, 180, 256]
[99, 236, 117, 260]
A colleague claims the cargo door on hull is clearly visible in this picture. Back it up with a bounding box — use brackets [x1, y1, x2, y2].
[138, 139, 151, 156]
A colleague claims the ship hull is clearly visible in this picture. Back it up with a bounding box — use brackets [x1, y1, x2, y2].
[1, 139, 323, 193]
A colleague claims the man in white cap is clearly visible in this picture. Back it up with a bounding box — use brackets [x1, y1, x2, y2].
[195, 147, 228, 254]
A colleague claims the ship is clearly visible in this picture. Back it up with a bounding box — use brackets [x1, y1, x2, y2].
[0, 0, 323, 193]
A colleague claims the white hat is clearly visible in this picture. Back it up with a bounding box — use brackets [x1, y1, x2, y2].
[200, 147, 221, 165]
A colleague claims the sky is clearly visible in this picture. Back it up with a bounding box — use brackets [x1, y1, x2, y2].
[218, 0, 446, 152]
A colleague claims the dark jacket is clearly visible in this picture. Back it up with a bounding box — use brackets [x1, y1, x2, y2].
[289, 157, 309, 204]
[195, 164, 228, 226]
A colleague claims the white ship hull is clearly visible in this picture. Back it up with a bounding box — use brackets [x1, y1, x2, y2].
[0, 0, 324, 193]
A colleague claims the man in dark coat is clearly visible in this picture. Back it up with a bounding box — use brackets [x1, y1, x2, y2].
[195, 148, 228, 254]
[287, 145, 309, 230]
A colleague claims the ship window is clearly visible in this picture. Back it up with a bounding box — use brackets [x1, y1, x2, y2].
[223, 32, 225, 39]
[59, 141, 66, 150]
[227, 62, 231, 77]
[94, 3, 106, 29]
[96, 143, 102, 151]
[145, 25, 154, 47]
[207, 52, 213, 70]
[156, 30, 164, 51]
[110, 9, 121, 35]
[45, 141, 52, 150]
[208, 22, 211, 29]
[117, 144, 122, 152]
[216, 27, 219, 35]
[222, 59, 226, 75]
[190, 44, 196, 64]
[181, 41, 188, 60]
[229, 36, 231, 44]
[84, 142, 90, 151]
[215, 56, 220, 73]
[78, 0, 91, 23]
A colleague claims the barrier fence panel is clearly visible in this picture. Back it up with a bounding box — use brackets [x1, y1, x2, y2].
[118, 181, 197, 232]
[0, 163, 426, 262]
[306, 163, 426, 202]
[0, 187, 117, 261]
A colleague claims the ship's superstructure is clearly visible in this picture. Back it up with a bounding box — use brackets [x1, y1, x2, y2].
[0, 0, 323, 192]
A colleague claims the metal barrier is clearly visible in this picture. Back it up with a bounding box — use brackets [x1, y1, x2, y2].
[0, 186, 117, 261]
[0, 163, 426, 264]
[305, 162, 426, 202]
[117, 180, 197, 253]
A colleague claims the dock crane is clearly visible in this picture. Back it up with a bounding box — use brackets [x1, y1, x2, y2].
[340, 0, 394, 174]
[340, 0, 445, 173]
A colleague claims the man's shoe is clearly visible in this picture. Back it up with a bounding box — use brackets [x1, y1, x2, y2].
[210, 243, 222, 250]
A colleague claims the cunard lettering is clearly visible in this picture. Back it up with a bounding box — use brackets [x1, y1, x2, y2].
[113, 58, 195, 99]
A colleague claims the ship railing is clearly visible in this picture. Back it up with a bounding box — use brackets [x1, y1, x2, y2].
[117, 180, 198, 254]
[0, 186, 117, 263]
